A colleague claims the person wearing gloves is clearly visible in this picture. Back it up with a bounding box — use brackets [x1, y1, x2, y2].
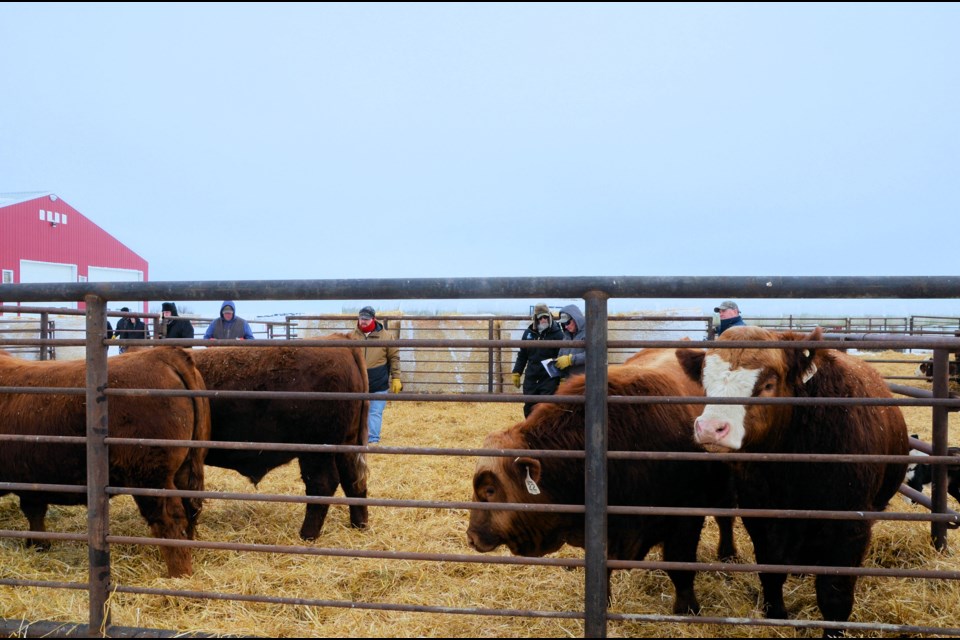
[350, 306, 402, 445]
[511, 302, 564, 418]
[714, 300, 746, 336]
[555, 303, 587, 378]
[160, 302, 195, 343]
[204, 300, 254, 340]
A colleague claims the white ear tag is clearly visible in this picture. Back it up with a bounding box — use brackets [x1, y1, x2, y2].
[524, 467, 541, 495]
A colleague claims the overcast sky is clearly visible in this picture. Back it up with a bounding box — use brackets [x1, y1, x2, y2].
[2, 3, 957, 319]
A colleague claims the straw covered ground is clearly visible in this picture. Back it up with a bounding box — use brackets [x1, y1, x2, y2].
[1, 351, 959, 637]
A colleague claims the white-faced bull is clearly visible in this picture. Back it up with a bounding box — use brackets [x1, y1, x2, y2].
[677, 325, 908, 635]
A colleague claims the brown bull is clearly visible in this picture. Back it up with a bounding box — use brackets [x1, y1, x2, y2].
[467, 350, 736, 615]
[192, 337, 369, 540]
[677, 326, 908, 635]
[0, 347, 211, 577]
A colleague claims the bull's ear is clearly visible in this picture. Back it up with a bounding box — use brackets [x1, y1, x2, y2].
[789, 328, 821, 384]
[514, 456, 542, 495]
[676, 348, 705, 382]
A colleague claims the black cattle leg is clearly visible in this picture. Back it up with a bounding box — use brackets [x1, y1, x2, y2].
[715, 516, 737, 561]
[298, 452, 340, 540]
[815, 573, 856, 638]
[758, 571, 789, 620]
[335, 451, 368, 529]
[662, 516, 706, 615]
[18, 497, 51, 549]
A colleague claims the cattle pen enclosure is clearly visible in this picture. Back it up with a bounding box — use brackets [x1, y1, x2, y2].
[1, 275, 960, 638]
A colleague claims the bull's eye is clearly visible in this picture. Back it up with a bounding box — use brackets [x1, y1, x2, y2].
[483, 485, 496, 500]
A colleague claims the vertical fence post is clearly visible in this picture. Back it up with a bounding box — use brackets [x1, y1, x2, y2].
[84, 295, 112, 634]
[39, 311, 50, 360]
[583, 292, 609, 638]
[487, 318, 494, 393]
[931, 347, 950, 551]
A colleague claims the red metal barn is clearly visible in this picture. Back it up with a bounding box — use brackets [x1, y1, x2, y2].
[0, 192, 149, 313]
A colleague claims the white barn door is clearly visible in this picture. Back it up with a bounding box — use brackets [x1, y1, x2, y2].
[19, 259, 78, 309]
[87, 266, 144, 314]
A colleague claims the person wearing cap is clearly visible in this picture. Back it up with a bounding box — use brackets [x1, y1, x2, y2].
[554, 304, 587, 378]
[350, 306, 402, 445]
[159, 302, 195, 343]
[204, 300, 254, 340]
[714, 300, 746, 336]
[512, 303, 565, 418]
[114, 306, 148, 353]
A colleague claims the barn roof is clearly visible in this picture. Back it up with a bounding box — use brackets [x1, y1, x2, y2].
[0, 191, 56, 208]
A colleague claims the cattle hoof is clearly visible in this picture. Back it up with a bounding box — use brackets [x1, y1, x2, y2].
[26, 539, 52, 551]
[764, 605, 789, 620]
[673, 600, 701, 616]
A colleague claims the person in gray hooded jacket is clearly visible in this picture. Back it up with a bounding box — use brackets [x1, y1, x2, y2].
[204, 300, 254, 340]
[554, 303, 587, 378]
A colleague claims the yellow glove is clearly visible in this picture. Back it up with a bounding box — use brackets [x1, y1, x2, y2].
[555, 354, 573, 370]
[391, 378, 403, 394]
[512, 372, 522, 388]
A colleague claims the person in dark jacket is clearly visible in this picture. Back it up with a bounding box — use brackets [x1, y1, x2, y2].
[160, 302, 195, 344]
[512, 303, 564, 417]
[350, 306, 401, 445]
[714, 300, 746, 336]
[114, 306, 148, 353]
[204, 300, 254, 340]
[554, 303, 587, 378]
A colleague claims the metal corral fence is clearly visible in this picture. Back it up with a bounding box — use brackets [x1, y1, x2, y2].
[1, 276, 960, 638]
[4, 306, 958, 389]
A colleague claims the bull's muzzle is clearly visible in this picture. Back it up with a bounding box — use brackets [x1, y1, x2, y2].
[694, 416, 731, 447]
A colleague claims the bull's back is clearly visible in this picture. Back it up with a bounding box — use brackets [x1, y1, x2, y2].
[0, 348, 203, 486]
[193, 345, 366, 472]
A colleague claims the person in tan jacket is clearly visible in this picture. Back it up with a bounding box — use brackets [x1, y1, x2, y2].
[351, 306, 401, 444]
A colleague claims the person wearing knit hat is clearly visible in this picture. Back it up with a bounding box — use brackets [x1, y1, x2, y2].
[351, 305, 402, 445]
[714, 300, 746, 336]
[203, 300, 254, 340]
[159, 302, 195, 343]
[114, 306, 148, 353]
[511, 303, 564, 418]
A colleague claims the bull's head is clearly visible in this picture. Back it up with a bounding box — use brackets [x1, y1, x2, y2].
[466, 432, 568, 557]
[677, 326, 819, 451]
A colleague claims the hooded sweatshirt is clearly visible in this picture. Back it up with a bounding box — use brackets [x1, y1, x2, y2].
[557, 303, 587, 378]
[204, 300, 254, 340]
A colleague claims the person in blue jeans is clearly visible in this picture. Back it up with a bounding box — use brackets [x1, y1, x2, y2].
[350, 306, 401, 445]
